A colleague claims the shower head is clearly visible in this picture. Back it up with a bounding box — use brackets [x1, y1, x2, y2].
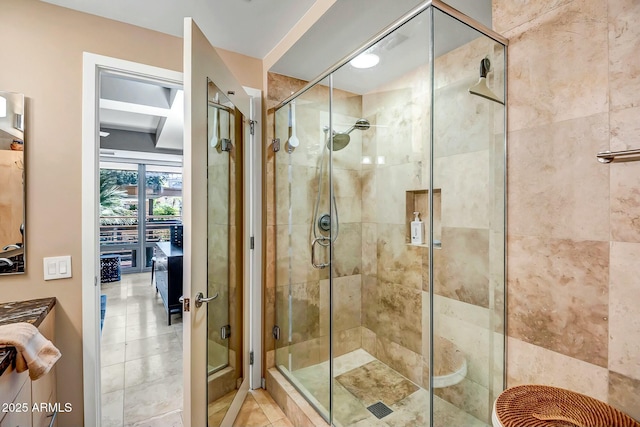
[469, 58, 504, 105]
[327, 118, 370, 151]
[347, 118, 371, 133]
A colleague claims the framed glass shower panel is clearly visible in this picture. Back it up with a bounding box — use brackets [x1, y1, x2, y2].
[274, 77, 332, 421]
[431, 8, 506, 426]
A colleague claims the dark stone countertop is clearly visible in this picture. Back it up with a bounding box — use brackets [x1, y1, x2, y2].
[155, 241, 183, 257]
[0, 297, 56, 376]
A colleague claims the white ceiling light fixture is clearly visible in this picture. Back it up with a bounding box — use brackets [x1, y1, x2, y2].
[350, 51, 379, 69]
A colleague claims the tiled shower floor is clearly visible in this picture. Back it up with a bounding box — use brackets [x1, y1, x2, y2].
[279, 349, 488, 427]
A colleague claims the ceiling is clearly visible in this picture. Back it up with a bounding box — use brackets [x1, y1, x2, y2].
[270, 0, 494, 94]
[44, 0, 494, 153]
[41, 0, 316, 59]
[41, 0, 319, 158]
[99, 73, 184, 158]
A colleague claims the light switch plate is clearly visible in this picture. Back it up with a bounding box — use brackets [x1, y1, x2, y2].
[43, 256, 72, 280]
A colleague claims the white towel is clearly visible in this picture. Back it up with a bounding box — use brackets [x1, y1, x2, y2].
[0, 322, 61, 380]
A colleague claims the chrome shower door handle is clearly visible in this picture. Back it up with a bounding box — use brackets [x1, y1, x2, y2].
[195, 291, 219, 308]
[311, 237, 330, 269]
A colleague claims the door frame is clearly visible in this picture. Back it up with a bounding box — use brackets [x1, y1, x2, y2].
[81, 52, 262, 427]
[81, 52, 183, 427]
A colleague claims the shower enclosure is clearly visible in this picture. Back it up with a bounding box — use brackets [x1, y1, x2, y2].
[272, 1, 506, 426]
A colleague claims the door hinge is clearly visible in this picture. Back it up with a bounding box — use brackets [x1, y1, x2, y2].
[221, 138, 233, 152]
[272, 325, 280, 340]
[249, 351, 254, 365]
[272, 138, 280, 152]
[249, 120, 256, 136]
[221, 324, 231, 339]
[250, 236, 255, 250]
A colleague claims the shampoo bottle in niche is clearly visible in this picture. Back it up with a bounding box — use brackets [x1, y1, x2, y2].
[411, 211, 424, 245]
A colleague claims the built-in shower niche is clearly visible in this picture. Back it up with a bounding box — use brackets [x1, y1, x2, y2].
[406, 188, 441, 248]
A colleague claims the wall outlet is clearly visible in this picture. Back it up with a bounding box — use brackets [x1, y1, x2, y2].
[43, 256, 72, 280]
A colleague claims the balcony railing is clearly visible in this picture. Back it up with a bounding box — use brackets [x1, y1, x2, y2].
[99, 216, 182, 268]
[100, 216, 181, 244]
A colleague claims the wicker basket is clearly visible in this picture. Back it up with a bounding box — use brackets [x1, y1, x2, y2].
[494, 385, 640, 427]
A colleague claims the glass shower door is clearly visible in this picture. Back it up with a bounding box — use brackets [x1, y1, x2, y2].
[431, 8, 506, 426]
[274, 78, 332, 421]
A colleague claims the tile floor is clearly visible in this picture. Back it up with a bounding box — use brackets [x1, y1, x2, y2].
[100, 272, 184, 427]
[100, 272, 295, 427]
[233, 389, 295, 427]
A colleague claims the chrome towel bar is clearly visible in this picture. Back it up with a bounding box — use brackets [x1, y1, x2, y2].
[597, 148, 640, 163]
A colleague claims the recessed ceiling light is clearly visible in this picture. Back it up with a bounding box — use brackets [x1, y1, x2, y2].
[350, 53, 379, 69]
[100, 131, 110, 137]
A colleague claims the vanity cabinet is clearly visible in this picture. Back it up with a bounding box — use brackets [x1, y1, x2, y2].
[0, 302, 57, 427]
[0, 364, 31, 427]
[154, 242, 183, 325]
[31, 307, 57, 427]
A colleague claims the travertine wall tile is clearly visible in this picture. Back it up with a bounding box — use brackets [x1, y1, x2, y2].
[433, 79, 492, 158]
[376, 163, 424, 225]
[507, 113, 610, 241]
[609, 242, 640, 381]
[508, 235, 609, 367]
[504, 0, 608, 132]
[332, 274, 362, 332]
[434, 151, 490, 229]
[434, 227, 490, 308]
[608, 0, 640, 111]
[377, 223, 423, 290]
[433, 378, 490, 423]
[361, 223, 377, 276]
[492, 0, 572, 33]
[375, 335, 423, 386]
[610, 139, 640, 243]
[507, 337, 608, 401]
[332, 223, 362, 277]
[375, 280, 423, 354]
[435, 301, 491, 388]
[608, 371, 640, 421]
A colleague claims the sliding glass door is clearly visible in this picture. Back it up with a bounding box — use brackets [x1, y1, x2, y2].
[99, 162, 183, 273]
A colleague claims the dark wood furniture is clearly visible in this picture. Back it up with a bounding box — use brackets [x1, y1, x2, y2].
[154, 242, 183, 325]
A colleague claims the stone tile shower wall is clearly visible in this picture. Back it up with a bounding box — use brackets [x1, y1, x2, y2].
[494, 0, 640, 419]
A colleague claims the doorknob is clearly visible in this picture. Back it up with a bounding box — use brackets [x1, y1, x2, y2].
[195, 291, 218, 308]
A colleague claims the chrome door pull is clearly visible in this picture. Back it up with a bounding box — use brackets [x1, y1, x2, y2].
[311, 237, 330, 269]
[195, 291, 219, 308]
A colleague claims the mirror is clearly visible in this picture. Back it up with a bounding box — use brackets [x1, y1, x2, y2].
[206, 79, 244, 426]
[0, 91, 25, 275]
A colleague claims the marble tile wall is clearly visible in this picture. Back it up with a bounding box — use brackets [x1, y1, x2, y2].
[494, 0, 640, 419]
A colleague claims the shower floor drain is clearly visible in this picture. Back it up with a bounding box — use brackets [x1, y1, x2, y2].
[367, 401, 393, 419]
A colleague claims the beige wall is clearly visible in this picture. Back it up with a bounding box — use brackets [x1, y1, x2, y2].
[494, 0, 640, 419]
[0, 1, 261, 425]
[216, 48, 263, 91]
